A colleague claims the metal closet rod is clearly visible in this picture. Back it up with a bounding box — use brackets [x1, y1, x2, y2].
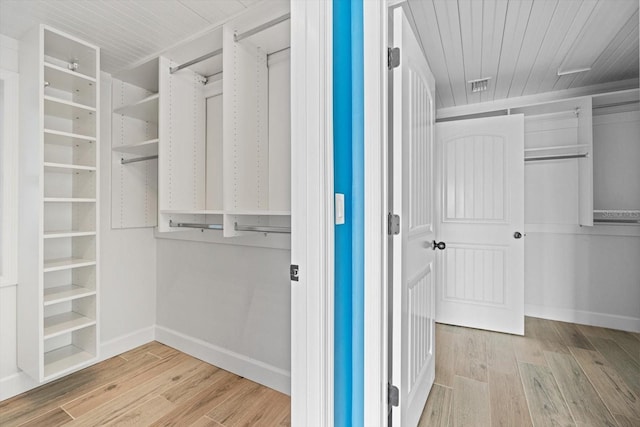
[169, 220, 291, 234]
[170, 48, 223, 74]
[592, 99, 639, 109]
[169, 13, 290, 75]
[235, 13, 291, 42]
[525, 153, 588, 162]
[121, 155, 158, 165]
[594, 218, 640, 224]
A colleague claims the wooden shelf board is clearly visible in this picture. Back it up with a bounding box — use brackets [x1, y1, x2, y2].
[113, 94, 159, 122]
[227, 210, 291, 216]
[44, 197, 96, 203]
[44, 311, 96, 339]
[112, 139, 159, 156]
[44, 95, 96, 115]
[44, 129, 96, 146]
[44, 285, 96, 306]
[43, 231, 96, 239]
[44, 257, 96, 273]
[44, 162, 96, 173]
[43, 345, 96, 379]
[161, 209, 225, 215]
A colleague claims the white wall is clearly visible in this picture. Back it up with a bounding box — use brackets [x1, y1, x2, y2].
[524, 108, 640, 332]
[155, 239, 291, 393]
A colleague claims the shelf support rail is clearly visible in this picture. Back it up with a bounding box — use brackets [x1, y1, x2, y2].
[169, 48, 223, 75]
[234, 13, 291, 42]
[121, 155, 158, 165]
[524, 153, 589, 162]
[169, 220, 290, 234]
[592, 99, 639, 110]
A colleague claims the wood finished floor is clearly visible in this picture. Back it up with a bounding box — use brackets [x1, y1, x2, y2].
[1, 317, 638, 426]
[0, 342, 290, 427]
[419, 317, 640, 427]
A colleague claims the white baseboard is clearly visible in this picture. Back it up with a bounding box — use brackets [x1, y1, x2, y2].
[100, 326, 155, 360]
[155, 325, 291, 395]
[0, 326, 155, 401]
[525, 304, 640, 333]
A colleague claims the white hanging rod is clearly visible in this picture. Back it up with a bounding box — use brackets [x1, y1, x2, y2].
[594, 218, 640, 224]
[235, 223, 291, 234]
[169, 220, 291, 234]
[593, 100, 639, 109]
[121, 155, 158, 165]
[525, 153, 588, 162]
[234, 13, 291, 42]
[170, 48, 223, 74]
[169, 220, 224, 230]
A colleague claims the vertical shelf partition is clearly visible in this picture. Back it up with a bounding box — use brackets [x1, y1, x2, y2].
[18, 25, 100, 382]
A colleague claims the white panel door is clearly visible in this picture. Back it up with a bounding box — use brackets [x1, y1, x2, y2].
[436, 115, 524, 335]
[391, 6, 436, 427]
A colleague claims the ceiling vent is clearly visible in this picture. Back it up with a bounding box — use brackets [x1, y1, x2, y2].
[469, 77, 491, 93]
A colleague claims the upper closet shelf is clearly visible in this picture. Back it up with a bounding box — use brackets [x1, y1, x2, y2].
[44, 96, 96, 119]
[44, 62, 96, 106]
[44, 129, 96, 145]
[112, 138, 158, 156]
[113, 93, 159, 122]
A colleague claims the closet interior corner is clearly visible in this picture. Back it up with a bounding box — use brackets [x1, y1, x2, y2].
[112, 1, 292, 242]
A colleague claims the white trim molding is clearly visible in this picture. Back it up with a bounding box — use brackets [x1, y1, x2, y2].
[363, 1, 389, 426]
[155, 326, 290, 395]
[0, 69, 19, 288]
[525, 304, 640, 333]
[290, 0, 335, 424]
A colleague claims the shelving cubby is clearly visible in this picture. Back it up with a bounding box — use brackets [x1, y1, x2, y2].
[111, 57, 159, 228]
[18, 25, 99, 382]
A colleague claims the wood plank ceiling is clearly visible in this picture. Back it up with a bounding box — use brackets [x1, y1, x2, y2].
[0, 0, 259, 74]
[407, 0, 640, 109]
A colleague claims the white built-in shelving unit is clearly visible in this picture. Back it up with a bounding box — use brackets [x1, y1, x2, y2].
[155, 1, 292, 238]
[18, 25, 100, 382]
[111, 57, 159, 228]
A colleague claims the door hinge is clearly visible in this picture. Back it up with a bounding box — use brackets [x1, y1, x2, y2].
[388, 47, 400, 70]
[290, 264, 299, 282]
[388, 213, 400, 235]
[388, 383, 399, 407]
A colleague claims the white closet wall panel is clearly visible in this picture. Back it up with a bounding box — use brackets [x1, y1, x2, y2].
[158, 56, 206, 213]
[222, 25, 269, 212]
[268, 51, 291, 212]
[206, 93, 224, 211]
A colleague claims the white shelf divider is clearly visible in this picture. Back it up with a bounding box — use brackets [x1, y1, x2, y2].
[44, 162, 97, 173]
[44, 285, 96, 306]
[43, 231, 96, 239]
[43, 345, 94, 379]
[43, 257, 96, 273]
[112, 138, 158, 156]
[43, 312, 96, 339]
[113, 93, 159, 122]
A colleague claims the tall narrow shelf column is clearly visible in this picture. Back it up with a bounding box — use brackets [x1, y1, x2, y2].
[18, 25, 100, 382]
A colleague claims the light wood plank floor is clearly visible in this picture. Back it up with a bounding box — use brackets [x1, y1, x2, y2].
[2, 317, 638, 426]
[419, 317, 640, 427]
[0, 342, 291, 426]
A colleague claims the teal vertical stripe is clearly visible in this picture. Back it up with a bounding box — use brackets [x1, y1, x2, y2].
[333, 0, 353, 425]
[350, 0, 364, 425]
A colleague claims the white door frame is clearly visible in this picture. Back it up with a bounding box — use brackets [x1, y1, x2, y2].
[364, 1, 390, 426]
[290, 1, 335, 425]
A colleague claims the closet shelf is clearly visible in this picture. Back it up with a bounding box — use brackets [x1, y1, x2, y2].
[44, 95, 96, 119]
[43, 312, 96, 339]
[44, 63, 96, 107]
[43, 231, 96, 239]
[44, 345, 95, 379]
[44, 129, 96, 146]
[524, 144, 589, 153]
[44, 197, 96, 203]
[44, 162, 96, 173]
[43, 257, 96, 273]
[227, 210, 291, 216]
[112, 138, 158, 156]
[113, 93, 159, 122]
[161, 209, 225, 215]
[44, 285, 96, 306]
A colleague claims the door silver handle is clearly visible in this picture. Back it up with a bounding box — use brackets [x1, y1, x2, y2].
[514, 231, 523, 239]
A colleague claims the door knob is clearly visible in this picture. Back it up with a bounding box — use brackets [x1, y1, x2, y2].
[432, 241, 446, 250]
[514, 231, 522, 239]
